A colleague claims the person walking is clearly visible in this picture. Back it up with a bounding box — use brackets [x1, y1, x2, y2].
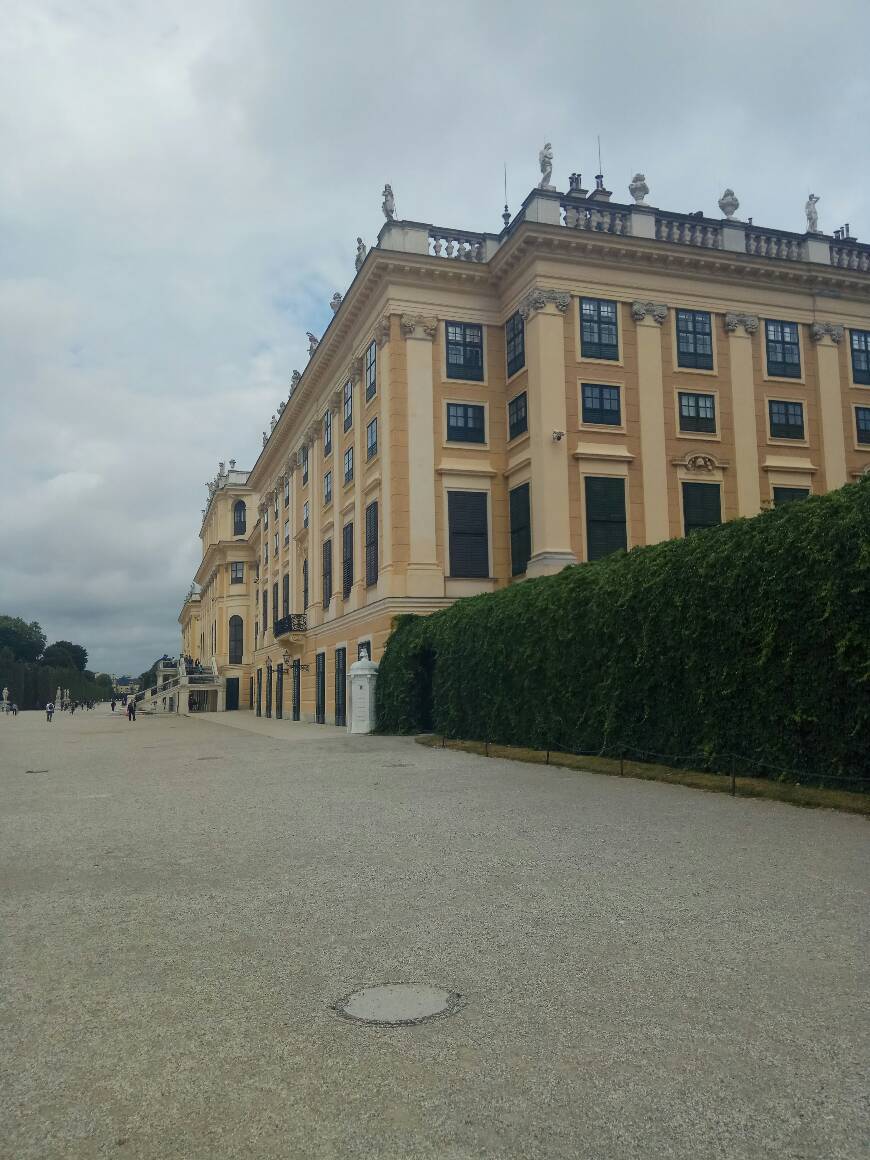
[45, 701, 55, 723]
[111, 699, 116, 712]
[127, 700, 136, 723]
[11, 703, 18, 716]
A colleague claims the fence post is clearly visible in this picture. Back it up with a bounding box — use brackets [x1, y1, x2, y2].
[546, 749, 550, 765]
[730, 757, 736, 797]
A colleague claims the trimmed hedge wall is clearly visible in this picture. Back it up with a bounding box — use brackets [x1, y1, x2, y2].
[376, 480, 870, 783]
[0, 659, 110, 710]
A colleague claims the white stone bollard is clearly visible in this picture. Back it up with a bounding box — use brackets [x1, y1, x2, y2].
[348, 657, 378, 734]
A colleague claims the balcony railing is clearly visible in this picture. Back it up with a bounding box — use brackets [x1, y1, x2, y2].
[273, 613, 307, 636]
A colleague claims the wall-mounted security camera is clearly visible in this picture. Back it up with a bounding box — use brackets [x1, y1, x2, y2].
[552, 430, 565, 441]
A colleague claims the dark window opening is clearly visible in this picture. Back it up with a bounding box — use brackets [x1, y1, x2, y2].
[585, 476, 627, 561]
[580, 298, 618, 360]
[676, 309, 714, 370]
[446, 321, 484, 381]
[509, 482, 531, 576]
[448, 491, 488, 578]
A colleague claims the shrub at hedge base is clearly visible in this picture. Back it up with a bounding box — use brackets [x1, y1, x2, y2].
[376, 480, 870, 784]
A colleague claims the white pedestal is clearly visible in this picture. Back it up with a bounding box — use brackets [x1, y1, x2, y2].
[348, 658, 379, 734]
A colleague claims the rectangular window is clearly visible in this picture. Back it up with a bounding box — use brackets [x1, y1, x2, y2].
[323, 409, 332, 455]
[230, 562, 244, 584]
[851, 329, 870, 385]
[324, 470, 332, 506]
[342, 521, 354, 598]
[366, 416, 378, 460]
[581, 383, 621, 426]
[282, 572, 290, 617]
[580, 298, 619, 360]
[448, 491, 489, 578]
[856, 405, 870, 444]
[682, 481, 722, 535]
[343, 380, 353, 431]
[676, 309, 714, 370]
[274, 531, 278, 555]
[678, 391, 716, 434]
[263, 541, 268, 565]
[365, 501, 378, 586]
[364, 340, 377, 401]
[303, 500, 309, 528]
[509, 482, 531, 576]
[585, 477, 627, 561]
[283, 518, 290, 545]
[263, 506, 268, 530]
[301, 444, 309, 485]
[302, 558, 308, 610]
[765, 320, 801, 378]
[773, 486, 810, 506]
[343, 446, 354, 484]
[272, 582, 278, 628]
[508, 392, 528, 441]
[274, 494, 278, 518]
[446, 402, 485, 443]
[769, 399, 805, 440]
[505, 312, 525, 377]
[262, 590, 268, 630]
[322, 539, 332, 609]
[446, 321, 484, 381]
[284, 478, 290, 506]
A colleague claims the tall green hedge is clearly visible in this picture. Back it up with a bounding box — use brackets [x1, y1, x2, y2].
[0, 658, 111, 710]
[376, 480, 870, 783]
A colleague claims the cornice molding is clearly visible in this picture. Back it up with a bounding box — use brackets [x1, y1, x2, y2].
[518, 287, 571, 319]
[400, 313, 438, 341]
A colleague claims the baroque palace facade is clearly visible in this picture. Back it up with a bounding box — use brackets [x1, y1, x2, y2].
[180, 174, 870, 723]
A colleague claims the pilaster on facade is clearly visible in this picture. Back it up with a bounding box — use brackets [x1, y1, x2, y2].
[724, 310, 762, 518]
[631, 300, 668, 325]
[635, 303, 671, 545]
[812, 321, 848, 490]
[403, 312, 443, 595]
[724, 312, 760, 336]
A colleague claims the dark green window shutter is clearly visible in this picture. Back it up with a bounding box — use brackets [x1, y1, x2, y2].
[509, 483, 531, 576]
[448, 491, 489, 577]
[682, 481, 722, 535]
[772, 486, 810, 506]
[585, 477, 627, 561]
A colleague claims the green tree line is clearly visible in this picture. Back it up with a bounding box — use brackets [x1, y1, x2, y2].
[0, 616, 114, 708]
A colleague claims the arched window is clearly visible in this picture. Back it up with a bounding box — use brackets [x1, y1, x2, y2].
[228, 616, 243, 664]
[233, 500, 246, 536]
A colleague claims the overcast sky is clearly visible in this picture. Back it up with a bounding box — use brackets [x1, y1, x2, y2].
[1, 0, 867, 675]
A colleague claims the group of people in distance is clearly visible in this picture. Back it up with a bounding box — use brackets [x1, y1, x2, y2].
[43, 699, 97, 722]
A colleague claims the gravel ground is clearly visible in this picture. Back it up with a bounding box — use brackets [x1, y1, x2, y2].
[0, 706, 867, 1160]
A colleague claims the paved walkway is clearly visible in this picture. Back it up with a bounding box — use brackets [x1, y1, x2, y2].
[0, 706, 867, 1159]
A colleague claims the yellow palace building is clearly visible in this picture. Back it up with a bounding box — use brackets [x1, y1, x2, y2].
[179, 170, 870, 723]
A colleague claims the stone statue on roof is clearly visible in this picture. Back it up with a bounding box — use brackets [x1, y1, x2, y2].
[382, 184, 396, 221]
[538, 142, 554, 190]
[806, 193, 820, 233]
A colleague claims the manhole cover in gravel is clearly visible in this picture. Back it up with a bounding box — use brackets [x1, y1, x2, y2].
[333, 983, 463, 1026]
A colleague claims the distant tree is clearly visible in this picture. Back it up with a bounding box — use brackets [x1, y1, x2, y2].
[50, 641, 88, 671]
[41, 643, 76, 668]
[0, 616, 46, 663]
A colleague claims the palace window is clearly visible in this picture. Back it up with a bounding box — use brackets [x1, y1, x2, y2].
[342, 522, 354, 598]
[344, 446, 354, 485]
[773, 487, 810, 506]
[446, 403, 485, 443]
[233, 500, 246, 536]
[505, 312, 525, 377]
[682, 481, 721, 535]
[580, 298, 619, 360]
[852, 330, 870, 385]
[364, 340, 377, 402]
[284, 478, 290, 506]
[302, 558, 308, 610]
[585, 476, 627, 561]
[262, 590, 268, 630]
[447, 491, 488, 578]
[230, 562, 244, 584]
[509, 482, 531, 576]
[272, 582, 278, 628]
[446, 321, 484, 381]
[765, 320, 801, 378]
[263, 542, 268, 565]
[228, 616, 243, 665]
[343, 381, 353, 431]
[301, 444, 309, 485]
[581, 383, 621, 426]
[366, 416, 378, 460]
[282, 572, 290, 617]
[283, 518, 290, 545]
[263, 506, 268, 529]
[274, 531, 278, 555]
[303, 500, 309, 529]
[856, 405, 870, 444]
[676, 309, 714, 370]
[769, 400, 805, 440]
[324, 470, 332, 506]
[508, 391, 528, 441]
[323, 409, 332, 455]
[678, 391, 716, 434]
[322, 539, 332, 609]
[365, 501, 379, 586]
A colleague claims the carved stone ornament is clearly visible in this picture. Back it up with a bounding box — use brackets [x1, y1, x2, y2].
[375, 315, 391, 347]
[306, 332, 319, 356]
[631, 300, 668, 324]
[270, 415, 277, 431]
[382, 184, 396, 221]
[329, 386, 342, 412]
[718, 189, 740, 219]
[262, 431, 268, 447]
[355, 237, 367, 272]
[685, 453, 718, 472]
[809, 321, 844, 343]
[518, 288, 571, 320]
[348, 356, 364, 384]
[290, 369, 302, 393]
[330, 292, 343, 313]
[305, 421, 320, 445]
[628, 173, 649, 205]
[400, 313, 438, 340]
[295, 447, 306, 469]
[723, 312, 760, 335]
